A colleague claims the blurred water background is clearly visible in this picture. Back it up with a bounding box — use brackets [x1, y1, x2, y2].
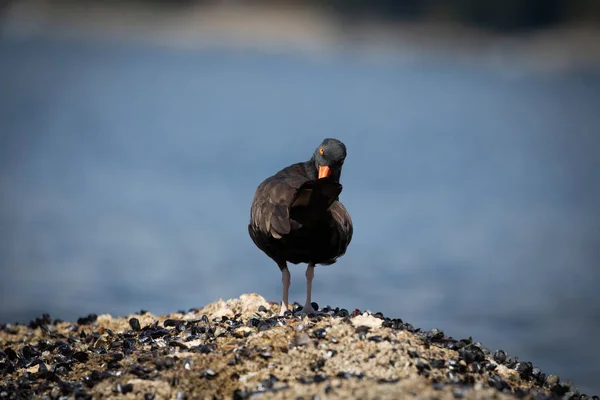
[1, 0, 600, 394]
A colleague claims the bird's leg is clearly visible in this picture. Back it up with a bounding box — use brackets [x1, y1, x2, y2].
[297, 263, 322, 316]
[279, 264, 291, 317]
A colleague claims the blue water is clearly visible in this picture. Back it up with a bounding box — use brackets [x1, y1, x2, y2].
[1, 34, 599, 394]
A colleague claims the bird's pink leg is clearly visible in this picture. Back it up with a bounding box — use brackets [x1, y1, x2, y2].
[298, 263, 322, 316]
[279, 266, 291, 316]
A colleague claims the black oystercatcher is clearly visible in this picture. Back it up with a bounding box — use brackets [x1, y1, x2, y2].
[248, 138, 353, 316]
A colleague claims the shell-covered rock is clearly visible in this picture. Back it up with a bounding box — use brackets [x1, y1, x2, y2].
[0, 294, 595, 400]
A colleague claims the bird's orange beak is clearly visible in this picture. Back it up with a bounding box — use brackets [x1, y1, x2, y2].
[318, 165, 331, 179]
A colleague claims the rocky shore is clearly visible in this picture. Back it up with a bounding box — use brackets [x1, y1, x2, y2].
[0, 294, 596, 399]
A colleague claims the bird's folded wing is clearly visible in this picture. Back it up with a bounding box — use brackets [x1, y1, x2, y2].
[287, 178, 343, 227]
[291, 178, 342, 210]
[251, 174, 307, 239]
[329, 201, 353, 251]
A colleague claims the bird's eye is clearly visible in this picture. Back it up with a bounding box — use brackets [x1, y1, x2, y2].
[319, 147, 324, 155]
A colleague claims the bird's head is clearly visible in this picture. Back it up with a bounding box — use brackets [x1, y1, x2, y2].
[312, 138, 347, 182]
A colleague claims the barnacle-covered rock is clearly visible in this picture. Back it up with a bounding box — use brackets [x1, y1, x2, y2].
[0, 293, 594, 400]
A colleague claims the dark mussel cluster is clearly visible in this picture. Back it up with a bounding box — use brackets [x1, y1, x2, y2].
[1, 315, 95, 399]
[0, 310, 250, 399]
[1, 304, 598, 400]
[383, 317, 597, 400]
[230, 304, 599, 400]
[289, 306, 598, 400]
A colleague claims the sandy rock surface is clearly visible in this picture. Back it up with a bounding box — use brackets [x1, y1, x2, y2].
[0, 294, 595, 399]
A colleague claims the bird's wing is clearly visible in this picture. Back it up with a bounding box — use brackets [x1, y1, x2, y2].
[289, 178, 343, 227]
[290, 177, 342, 210]
[329, 201, 353, 254]
[250, 167, 308, 239]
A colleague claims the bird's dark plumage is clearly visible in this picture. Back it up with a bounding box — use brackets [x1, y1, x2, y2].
[248, 139, 353, 269]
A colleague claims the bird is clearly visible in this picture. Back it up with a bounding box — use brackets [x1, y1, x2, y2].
[248, 138, 353, 316]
